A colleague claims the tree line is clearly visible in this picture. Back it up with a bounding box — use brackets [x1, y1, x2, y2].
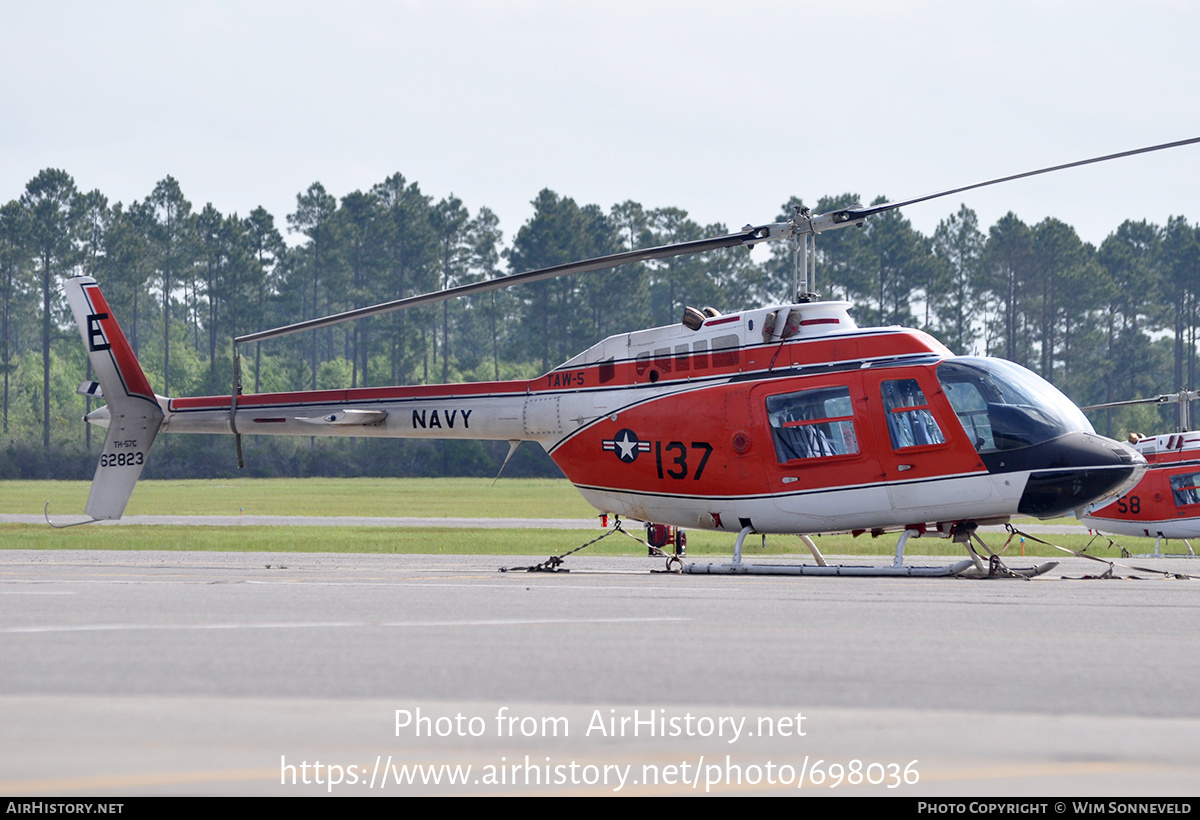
[2, 168, 1198, 478]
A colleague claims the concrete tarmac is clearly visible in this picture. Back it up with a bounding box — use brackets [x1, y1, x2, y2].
[1, 549, 1197, 796]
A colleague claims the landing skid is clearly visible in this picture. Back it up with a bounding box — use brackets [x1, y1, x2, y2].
[683, 560, 977, 577]
[1085, 531, 1197, 560]
[1143, 534, 1195, 559]
[683, 524, 1059, 579]
[500, 520, 1059, 578]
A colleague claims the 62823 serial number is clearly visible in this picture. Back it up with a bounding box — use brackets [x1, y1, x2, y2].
[100, 452, 144, 467]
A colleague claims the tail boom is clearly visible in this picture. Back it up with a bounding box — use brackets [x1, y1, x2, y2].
[160, 386, 532, 441]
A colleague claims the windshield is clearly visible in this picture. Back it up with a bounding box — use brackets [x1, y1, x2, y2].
[936, 357, 1093, 452]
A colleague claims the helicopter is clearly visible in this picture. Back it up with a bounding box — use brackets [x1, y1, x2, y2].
[58, 139, 1200, 572]
[1079, 391, 1200, 557]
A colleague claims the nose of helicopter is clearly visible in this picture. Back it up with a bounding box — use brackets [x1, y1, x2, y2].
[1008, 432, 1147, 518]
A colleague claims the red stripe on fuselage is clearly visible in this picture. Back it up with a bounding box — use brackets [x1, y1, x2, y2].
[169, 378, 530, 411]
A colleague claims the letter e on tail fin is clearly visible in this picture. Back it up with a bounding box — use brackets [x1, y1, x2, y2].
[63, 276, 164, 520]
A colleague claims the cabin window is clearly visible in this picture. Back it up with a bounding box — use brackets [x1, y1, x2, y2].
[635, 352, 650, 376]
[881, 379, 946, 449]
[766, 386, 859, 463]
[654, 348, 672, 372]
[598, 357, 615, 384]
[1170, 472, 1200, 506]
[712, 334, 739, 367]
[675, 344, 690, 372]
[692, 340, 709, 369]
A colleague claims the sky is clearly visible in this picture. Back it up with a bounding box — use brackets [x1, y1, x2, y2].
[4, 0, 1200, 257]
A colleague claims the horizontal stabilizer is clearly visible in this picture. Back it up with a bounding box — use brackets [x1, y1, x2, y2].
[77, 380, 103, 398]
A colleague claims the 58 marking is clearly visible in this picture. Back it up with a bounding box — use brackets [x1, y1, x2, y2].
[1116, 495, 1141, 515]
[654, 441, 713, 480]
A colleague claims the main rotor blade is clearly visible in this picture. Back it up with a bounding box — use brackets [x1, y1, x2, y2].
[1082, 395, 1178, 412]
[235, 225, 775, 345]
[238, 135, 1200, 346]
[833, 136, 1200, 223]
[1083, 390, 1199, 412]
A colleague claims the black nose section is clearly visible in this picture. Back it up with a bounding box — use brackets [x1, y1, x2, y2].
[980, 432, 1147, 519]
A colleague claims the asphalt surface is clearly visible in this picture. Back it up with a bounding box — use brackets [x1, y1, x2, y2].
[1, 549, 1198, 796]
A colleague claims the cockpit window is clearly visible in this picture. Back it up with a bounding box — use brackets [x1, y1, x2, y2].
[766, 386, 859, 463]
[936, 358, 1093, 452]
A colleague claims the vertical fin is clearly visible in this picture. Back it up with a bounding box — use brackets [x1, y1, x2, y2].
[63, 276, 164, 521]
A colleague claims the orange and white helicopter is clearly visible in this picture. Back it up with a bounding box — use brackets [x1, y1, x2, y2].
[58, 139, 1200, 575]
[1080, 391, 1200, 557]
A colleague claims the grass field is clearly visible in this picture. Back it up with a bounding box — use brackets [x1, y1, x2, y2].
[0, 477, 1115, 558]
[2, 477, 597, 519]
